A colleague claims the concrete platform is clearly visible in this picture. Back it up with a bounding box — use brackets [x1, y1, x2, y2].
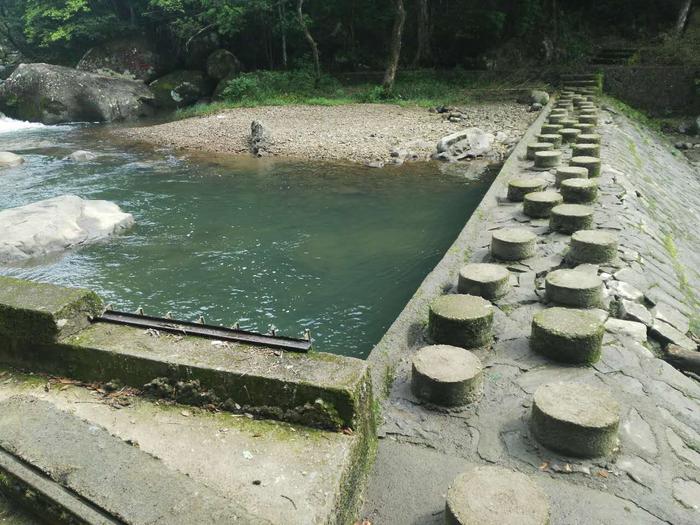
[0, 369, 371, 525]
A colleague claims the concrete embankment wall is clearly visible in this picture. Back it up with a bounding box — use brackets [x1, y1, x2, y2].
[364, 97, 700, 524]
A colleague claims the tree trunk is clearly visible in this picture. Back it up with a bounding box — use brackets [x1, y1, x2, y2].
[412, 0, 431, 67]
[382, 0, 406, 92]
[297, 0, 321, 83]
[675, 0, 693, 35]
[279, 2, 288, 69]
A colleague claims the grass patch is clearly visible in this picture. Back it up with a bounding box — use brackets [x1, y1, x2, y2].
[175, 68, 547, 120]
[604, 96, 663, 132]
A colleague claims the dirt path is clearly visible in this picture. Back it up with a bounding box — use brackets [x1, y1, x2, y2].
[115, 103, 535, 164]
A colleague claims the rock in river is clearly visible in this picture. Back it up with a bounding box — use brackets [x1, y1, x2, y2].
[0, 63, 155, 124]
[0, 152, 24, 168]
[0, 195, 134, 264]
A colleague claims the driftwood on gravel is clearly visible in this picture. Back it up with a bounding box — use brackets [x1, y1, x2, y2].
[249, 120, 270, 156]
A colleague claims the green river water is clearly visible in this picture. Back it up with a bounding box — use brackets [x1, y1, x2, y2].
[0, 119, 493, 358]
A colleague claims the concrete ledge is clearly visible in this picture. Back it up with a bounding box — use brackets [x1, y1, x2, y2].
[0, 276, 102, 342]
[0, 396, 269, 524]
[0, 278, 372, 431]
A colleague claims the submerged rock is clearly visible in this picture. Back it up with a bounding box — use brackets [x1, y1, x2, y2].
[65, 150, 98, 162]
[0, 63, 155, 124]
[0, 151, 24, 168]
[0, 195, 134, 264]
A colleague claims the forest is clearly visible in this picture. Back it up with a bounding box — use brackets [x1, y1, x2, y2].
[0, 1, 695, 89]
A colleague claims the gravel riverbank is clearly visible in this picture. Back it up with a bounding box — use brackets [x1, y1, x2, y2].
[115, 102, 535, 164]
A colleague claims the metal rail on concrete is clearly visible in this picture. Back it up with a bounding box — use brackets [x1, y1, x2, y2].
[93, 310, 312, 353]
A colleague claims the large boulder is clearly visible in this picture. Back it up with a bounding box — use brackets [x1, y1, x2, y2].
[149, 70, 212, 108]
[76, 37, 172, 82]
[435, 127, 495, 161]
[206, 49, 241, 81]
[0, 63, 155, 124]
[0, 151, 24, 168]
[0, 195, 134, 264]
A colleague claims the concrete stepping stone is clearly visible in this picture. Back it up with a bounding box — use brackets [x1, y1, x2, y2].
[572, 143, 600, 157]
[411, 345, 483, 406]
[555, 166, 588, 187]
[545, 269, 603, 307]
[541, 124, 563, 135]
[561, 178, 598, 203]
[458, 263, 510, 299]
[523, 191, 564, 218]
[547, 114, 565, 124]
[576, 133, 601, 144]
[573, 122, 595, 134]
[533, 150, 561, 169]
[507, 177, 547, 201]
[428, 294, 493, 348]
[579, 108, 598, 116]
[579, 114, 598, 125]
[558, 127, 581, 143]
[567, 230, 618, 263]
[491, 227, 537, 260]
[445, 466, 550, 525]
[531, 307, 605, 364]
[526, 142, 554, 160]
[536, 133, 563, 148]
[571, 156, 601, 177]
[560, 118, 579, 128]
[530, 382, 620, 457]
[550, 108, 568, 116]
[549, 204, 594, 233]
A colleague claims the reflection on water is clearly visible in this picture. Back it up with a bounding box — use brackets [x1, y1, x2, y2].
[0, 121, 494, 358]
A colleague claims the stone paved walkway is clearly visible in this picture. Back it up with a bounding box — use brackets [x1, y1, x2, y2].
[363, 98, 700, 524]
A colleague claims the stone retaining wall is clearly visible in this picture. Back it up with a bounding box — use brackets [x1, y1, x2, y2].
[602, 65, 700, 115]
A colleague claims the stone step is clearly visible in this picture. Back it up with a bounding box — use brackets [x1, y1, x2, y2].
[0, 397, 269, 524]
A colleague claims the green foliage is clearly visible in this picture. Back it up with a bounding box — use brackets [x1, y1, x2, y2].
[221, 69, 344, 103]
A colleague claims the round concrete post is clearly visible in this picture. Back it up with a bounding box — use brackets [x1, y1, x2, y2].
[561, 178, 598, 203]
[547, 115, 565, 124]
[531, 307, 604, 364]
[555, 166, 588, 187]
[579, 115, 598, 125]
[536, 133, 563, 148]
[571, 156, 601, 177]
[558, 128, 581, 144]
[541, 124, 563, 135]
[411, 345, 483, 406]
[428, 294, 493, 348]
[575, 133, 601, 144]
[549, 204, 594, 234]
[445, 466, 550, 525]
[572, 143, 600, 158]
[526, 142, 555, 160]
[573, 122, 595, 134]
[491, 228, 537, 260]
[531, 382, 620, 458]
[545, 269, 603, 307]
[458, 263, 510, 299]
[534, 150, 561, 169]
[507, 177, 547, 202]
[567, 230, 618, 263]
[523, 191, 564, 218]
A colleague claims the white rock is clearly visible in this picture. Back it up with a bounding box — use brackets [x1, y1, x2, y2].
[0, 151, 24, 168]
[607, 280, 644, 302]
[436, 127, 494, 157]
[66, 150, 98, 162]
[0, 195, 134, 263]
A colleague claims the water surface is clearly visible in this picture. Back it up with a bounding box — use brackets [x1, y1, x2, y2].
[0, 119, 493, 358]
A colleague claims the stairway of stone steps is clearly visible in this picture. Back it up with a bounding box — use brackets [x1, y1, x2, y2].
[591, 47, 637, 65]
[560, 73, 601, 96]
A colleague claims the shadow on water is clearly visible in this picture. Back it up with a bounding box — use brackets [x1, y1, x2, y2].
[0, 120, 495, 358]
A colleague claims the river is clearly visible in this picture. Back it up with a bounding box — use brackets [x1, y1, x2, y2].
[0, 116, 493, 358]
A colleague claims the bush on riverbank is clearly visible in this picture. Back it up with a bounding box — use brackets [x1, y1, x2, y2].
[176, 68, 544, 119]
